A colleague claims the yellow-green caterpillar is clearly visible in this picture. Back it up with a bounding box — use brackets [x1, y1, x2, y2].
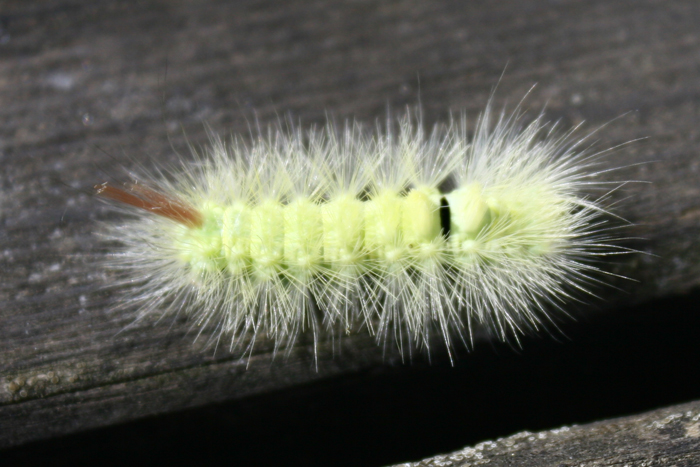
[97, 105, 624, 356]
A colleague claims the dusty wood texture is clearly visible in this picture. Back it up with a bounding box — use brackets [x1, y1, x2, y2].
[1, 0, 700, 462]
[392, 399, 700, 467]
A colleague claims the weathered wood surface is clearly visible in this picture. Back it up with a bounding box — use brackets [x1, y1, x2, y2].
[393, 399, 700, 467]
[1, 0, 700, 464]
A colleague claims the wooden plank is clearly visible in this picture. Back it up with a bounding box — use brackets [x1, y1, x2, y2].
[1, 0, 700, 462]
[393, 399, 700, 467]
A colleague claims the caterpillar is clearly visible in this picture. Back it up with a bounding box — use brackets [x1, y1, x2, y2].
[96, 104, 626, 357]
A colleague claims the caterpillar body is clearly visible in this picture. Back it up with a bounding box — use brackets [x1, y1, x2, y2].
[97, 105, 623, 357]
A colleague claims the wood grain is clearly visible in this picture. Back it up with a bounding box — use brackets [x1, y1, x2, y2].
[394, 399, 700, 467]
[1, 0, 699, 464]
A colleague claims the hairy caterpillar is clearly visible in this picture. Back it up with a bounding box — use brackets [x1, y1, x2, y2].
[96, 104, 626, 357]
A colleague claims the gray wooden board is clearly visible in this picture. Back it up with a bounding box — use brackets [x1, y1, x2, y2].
[392, 399, 700, 467]
[1, 0, 699, 463]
